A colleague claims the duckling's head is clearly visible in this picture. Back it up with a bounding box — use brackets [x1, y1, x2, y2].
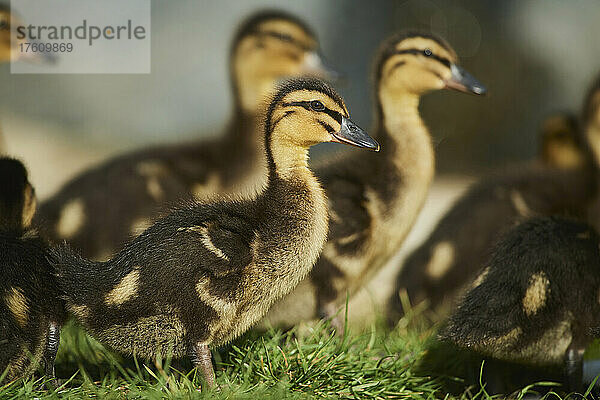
[264, 78, 378, 174]
[375, 32, 486, 98]
[231, 11, 332, 113]
[539, 113, 585, 168]
[0, 157, 36, 232]
[583, 73, 600, 165]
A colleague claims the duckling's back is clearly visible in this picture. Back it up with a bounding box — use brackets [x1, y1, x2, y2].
[441, 216, 600, 366]
[390, 161, 597, 321]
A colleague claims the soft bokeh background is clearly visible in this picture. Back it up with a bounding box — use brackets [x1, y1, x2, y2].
[1, 0, 599, 323]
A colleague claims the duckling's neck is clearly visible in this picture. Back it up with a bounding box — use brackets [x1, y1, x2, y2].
[366, 88, 435, 253]
[259, 135, 328, 298]
[268, 138, 312, 182]
[377, 88, 435, 177]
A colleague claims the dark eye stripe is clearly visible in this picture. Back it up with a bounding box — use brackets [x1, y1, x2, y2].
[283, 101, 343, 124]
[322, 108, 342, 124]
[390, 48, 451, 68]
[318, 120, 335, 133]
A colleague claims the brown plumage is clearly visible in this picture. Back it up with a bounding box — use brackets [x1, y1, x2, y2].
[35, 11, 332, 260]
[52, 78, 379, 388]
[0, 157, 65, 383]
[440, 216, 600, 392]
[263, 32, 486, 330]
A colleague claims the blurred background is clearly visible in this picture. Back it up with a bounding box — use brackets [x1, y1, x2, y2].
[1, 0, 599, 322]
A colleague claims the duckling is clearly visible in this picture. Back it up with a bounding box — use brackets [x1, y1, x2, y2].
[388, 75, 600, 323]
[0, 157, 65, 383]
[263, 32, 485, 329]
[36, 10, 332, 260]
[440, 216, 600, 392]
[52, 78, 379, 387]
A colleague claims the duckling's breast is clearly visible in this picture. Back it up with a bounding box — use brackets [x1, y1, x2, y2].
[84, 305, 189, 359]
[215, 177, 328, 344]
[323, 150, 434, 294]
[473, 318, 573, 366]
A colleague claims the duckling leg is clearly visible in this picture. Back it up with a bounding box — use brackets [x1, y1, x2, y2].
[189, 343, 215, 389]
[565, 345, 584, 393]
[43, 322, 60, 385]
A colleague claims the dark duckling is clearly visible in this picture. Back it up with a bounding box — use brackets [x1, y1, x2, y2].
[440, 216, 600, 392]
[52, 78, 379, 388]
[0, 158, 65, 383]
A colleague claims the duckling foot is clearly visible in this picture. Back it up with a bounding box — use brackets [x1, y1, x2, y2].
[565, 346, 584, 394]
[43, 322, 60, 386]
[189, 343, 215, 390]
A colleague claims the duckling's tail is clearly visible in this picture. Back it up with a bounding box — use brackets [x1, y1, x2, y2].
[50, 242, 103, 306]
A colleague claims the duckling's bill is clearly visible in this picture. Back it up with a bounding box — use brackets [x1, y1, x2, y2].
[330, 116, 380, 151]
[445, 64, 486, 95]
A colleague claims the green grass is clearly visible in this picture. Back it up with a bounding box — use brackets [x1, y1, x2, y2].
[0, 311, 595, 399]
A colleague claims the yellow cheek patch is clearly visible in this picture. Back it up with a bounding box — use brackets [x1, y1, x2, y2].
[105, 268, 141, 306]
[5, 287, 28, 328]
[57, 198, 86, 239]
[522, 272, 550, 316]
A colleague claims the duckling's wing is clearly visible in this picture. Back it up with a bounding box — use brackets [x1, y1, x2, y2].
[323, 178, 371, 254]
[162, 206, 256, 279]
[440, 266, 523, 353]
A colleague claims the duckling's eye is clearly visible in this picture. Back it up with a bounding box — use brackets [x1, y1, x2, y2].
[276, 33, 293, 43]
[423, 48, 432, 57]
[310, 100, 325, 111]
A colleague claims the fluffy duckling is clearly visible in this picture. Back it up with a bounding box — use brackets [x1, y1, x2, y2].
[0, 158, 65, 383]
[440, 216, 600, 392]
[388, 76, 600, 323]
[52, 78, 379, 387]
[263, 32, 485, 329]
[37, 10, 332, 260]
